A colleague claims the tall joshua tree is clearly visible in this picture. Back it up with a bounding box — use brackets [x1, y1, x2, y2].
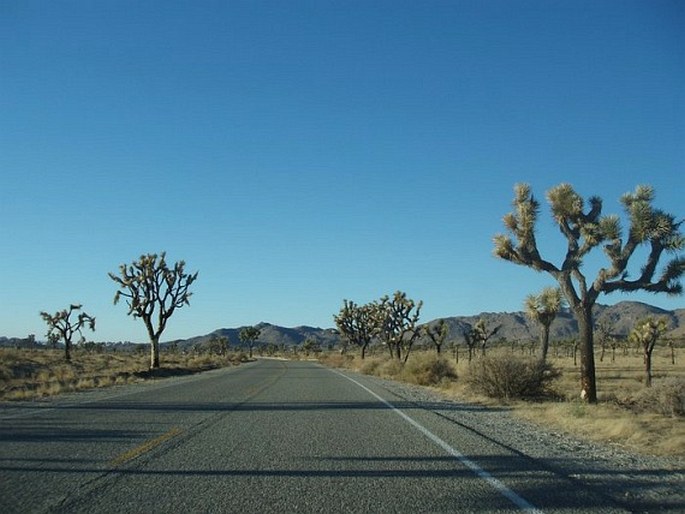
[524, 287, 565, 362]
[109, 252, 198, 369]
[494, 183, 683, 402]
[40, 304, 96, 362]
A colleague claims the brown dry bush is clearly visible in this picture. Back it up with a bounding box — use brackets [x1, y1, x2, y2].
[318, 352, 356, 369]
[620, 377, 685, 417]
[359, 358, 383, 376]
[401, 354, 457, 386]
[466, 354, 561, 401]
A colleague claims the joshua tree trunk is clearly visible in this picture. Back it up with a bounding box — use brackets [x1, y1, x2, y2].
[64, 340, 72, 362]
[576, 308, 597, 402]
[643, 349, 653, 388]
[539, 326, 551, 362]
[150, 335, 160, 369]
[145, 319, 161, 369]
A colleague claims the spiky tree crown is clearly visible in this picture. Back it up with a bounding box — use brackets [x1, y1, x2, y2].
[494, 183, 684, 305]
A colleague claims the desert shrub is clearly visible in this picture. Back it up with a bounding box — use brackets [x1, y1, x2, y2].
[622, 377, 685, 417]
[360, 358, 383, 376]
[318, 352, 355, 369]
[232, 351, 250, 363]
[373, 358, 401, 379]
[466, 354, 561, 400]
[402, 355, 457, 386]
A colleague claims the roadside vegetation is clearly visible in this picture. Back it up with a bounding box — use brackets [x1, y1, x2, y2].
[318, 345, 685, 457]
[0, 347, 247, 401]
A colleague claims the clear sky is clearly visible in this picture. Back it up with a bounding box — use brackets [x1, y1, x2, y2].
[1, 1, 683, 343]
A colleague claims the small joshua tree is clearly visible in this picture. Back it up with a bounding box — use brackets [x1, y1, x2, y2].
[422, 319, 449, 355]
[334, 300, 377, 359]
[630, 316, 668, 387]
[524, 287, 565, 362]
[40, 304, 96, 362]
[463, 318, 501, 362]
[239, 326, 262, 359]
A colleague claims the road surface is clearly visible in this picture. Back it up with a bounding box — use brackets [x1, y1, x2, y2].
[0, 359, 679, 512]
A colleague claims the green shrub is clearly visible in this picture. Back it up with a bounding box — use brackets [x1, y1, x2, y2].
[466, 354, 561, 400]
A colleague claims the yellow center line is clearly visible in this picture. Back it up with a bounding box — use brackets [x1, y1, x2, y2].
[109, 426, 183, 468]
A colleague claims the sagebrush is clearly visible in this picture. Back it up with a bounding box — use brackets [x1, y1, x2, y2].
[466, 354, 561, 400]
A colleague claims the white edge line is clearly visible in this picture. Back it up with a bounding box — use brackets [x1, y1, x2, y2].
[332, 369, 544, 514]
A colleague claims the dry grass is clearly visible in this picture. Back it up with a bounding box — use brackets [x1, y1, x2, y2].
[514, 401, 685, 457]
[320, 351, 458, 387]
[512, 346, 685, 456]
[0, 348, 245, 401]
[319, 346, 685, 457]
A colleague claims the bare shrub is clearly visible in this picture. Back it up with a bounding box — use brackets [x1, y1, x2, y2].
[622, 377, 685, 417]
[466, 354, 561, 400]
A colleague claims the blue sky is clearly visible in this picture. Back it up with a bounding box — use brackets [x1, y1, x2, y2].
[1, 1, 683, 343]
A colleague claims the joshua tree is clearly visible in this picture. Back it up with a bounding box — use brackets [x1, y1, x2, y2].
[524, 287, 564, 362]
[239, 325, 261, 358]
[40, 304, 96, 361]
[473, 318, 500, 357]
[47, 332, 60, 349]
[207, 335, 230, 355]
[594, 319, 616, 363]
[629, 316, 668, 387]
[462, 326, 478, 363]
[373, 291, 422, 363]
[422, 319, 449, 355]
[494, 183, 683, 403]
[301, 338, 321, 356]
[109, 252, 198, 369]
[461, 318, 500, 362]
[334, 300, 377, 359]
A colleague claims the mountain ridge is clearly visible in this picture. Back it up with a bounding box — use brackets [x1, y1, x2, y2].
[180, 300, 684, 351]
[2, 301, 682, 350]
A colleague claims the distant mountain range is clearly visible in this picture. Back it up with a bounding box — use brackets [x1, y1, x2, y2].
[176, 301, 685, 351]
[2, 301, 683, 350]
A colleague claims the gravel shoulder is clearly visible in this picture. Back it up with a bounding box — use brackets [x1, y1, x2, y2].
[357, 372, 685, 513]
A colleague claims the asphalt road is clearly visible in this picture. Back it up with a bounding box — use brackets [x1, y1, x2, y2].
[0, 359, 637, 513]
